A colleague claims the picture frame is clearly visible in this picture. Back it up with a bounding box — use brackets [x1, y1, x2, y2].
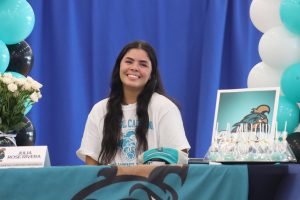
[212, 87, 280, 144]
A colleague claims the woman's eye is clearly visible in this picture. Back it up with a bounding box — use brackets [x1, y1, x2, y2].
[140, 63, 148, 67]
[125, 60, 132, 64]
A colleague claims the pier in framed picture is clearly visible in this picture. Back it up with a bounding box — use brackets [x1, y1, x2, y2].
[206, 87, 297, 163]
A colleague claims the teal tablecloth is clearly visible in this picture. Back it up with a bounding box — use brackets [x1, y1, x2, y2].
[0, 164, 248, 200]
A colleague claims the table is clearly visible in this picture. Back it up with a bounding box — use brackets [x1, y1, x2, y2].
[248, 164, 300, 200]
[0, 164, 299, 200]
[0, 164, 247, 200]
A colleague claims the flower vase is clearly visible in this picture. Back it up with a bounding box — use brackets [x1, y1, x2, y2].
[15, 117, 36, 146]
[0, 130, 17, 146]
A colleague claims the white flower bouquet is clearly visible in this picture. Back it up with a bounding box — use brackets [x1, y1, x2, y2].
[0, 73, 42, 132]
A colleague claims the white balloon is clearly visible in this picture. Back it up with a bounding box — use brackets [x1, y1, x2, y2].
[250, 0, 283, 33]
[259, 26, 300, 70]
[247, 62, 284, 88]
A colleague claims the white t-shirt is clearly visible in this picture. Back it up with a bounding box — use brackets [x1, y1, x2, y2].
[76, 92, 190, 165]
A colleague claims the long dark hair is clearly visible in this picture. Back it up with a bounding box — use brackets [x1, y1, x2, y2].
[98, 40, 165, 164]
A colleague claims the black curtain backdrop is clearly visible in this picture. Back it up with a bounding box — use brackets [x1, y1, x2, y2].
[26, 0, 261, 165]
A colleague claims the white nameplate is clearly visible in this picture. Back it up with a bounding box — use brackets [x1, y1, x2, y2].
[0, 146, 50, 168]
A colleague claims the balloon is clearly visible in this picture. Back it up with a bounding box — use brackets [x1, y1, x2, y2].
[259, 26, 300, 70]
[277, 96, 300, 133]
[247, 62, 284, 88]
[286, 132, 300, 163]
[15, 116, 36, 146]
[250, 0, 283, 33]
[0, 40, 10, 73]
[280, 0, 300, 35]
[281, 63, 300, 103]
[0, 0, 35, 44]
[4, 71, 26, 79]
[6, 41, 34, 76]
[24, 99, 32, 115]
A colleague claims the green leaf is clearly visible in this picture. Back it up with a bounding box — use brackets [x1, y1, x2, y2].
[12, 121, 27, 132]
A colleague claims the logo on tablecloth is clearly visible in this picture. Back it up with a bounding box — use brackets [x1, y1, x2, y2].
[0, 148, 6, 161]
[72, 165, 189, 200]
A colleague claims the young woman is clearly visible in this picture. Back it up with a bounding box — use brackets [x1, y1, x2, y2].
[77, 40, 190, 165]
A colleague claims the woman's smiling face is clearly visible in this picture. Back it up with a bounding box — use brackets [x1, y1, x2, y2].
[119, 48, 152, 93]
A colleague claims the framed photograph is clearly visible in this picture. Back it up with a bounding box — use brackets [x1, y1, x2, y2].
[212, 87, 280, 143]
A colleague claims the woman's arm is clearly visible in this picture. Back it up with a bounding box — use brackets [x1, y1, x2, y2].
[77, 101, 106, 165]
[158, 106, 191, 151]
[181, 149, 189, 153]
[85, 155, 99, 165]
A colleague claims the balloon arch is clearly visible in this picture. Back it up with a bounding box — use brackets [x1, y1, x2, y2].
[249, 0, 300, 134]
[0, 0, 38, 146]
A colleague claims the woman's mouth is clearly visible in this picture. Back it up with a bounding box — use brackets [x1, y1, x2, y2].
[127, 74, 140, 79]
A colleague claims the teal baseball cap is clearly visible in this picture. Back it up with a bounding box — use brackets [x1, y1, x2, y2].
[138, 147, 188, 164]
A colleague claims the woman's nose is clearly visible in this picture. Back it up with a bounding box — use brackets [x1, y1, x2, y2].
[129, 62, 138, 71]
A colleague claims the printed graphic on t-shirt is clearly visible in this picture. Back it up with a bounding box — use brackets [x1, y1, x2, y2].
[119, 131, 137, 162]
[121, 119, 154, 130]
[119, 119, 154, 163]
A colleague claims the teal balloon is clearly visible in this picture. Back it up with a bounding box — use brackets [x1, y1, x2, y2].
[281, 63, 300, 103]
[0, 40, 10, 73]
[280, 0, 300, 35]
[4, 71, 26, 79]
[277, 96, 300, 134]
[0, 0, 35, 44]
[24, 99, 32, 115]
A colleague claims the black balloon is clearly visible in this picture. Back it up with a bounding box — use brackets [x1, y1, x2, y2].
[15, 117, 36, 146]
[287, 132, 300, 163]
[6, 41, 34, 76]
